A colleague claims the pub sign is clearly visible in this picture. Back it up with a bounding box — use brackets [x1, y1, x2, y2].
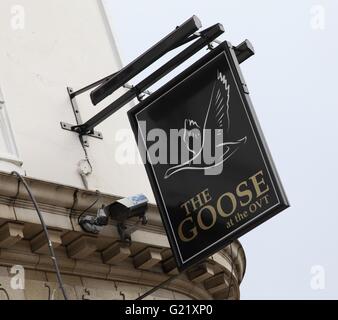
[128, 41, 289, 271]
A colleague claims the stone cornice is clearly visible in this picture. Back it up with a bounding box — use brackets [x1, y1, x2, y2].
[0, 171, 246, 299]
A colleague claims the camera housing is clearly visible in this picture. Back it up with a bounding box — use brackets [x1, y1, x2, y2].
[103, 194, 148, 222]
[79, 194, 149, 242]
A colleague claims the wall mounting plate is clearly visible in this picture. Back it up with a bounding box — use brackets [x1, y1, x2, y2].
[60, 87, 103, 147]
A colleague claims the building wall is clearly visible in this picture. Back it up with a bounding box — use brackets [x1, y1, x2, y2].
[0, 266, 192, 300]
[0, 0, 154, 201]
[0, 1, 246, 300]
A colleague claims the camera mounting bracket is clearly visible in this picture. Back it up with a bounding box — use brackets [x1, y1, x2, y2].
[117, 214, 148, 243]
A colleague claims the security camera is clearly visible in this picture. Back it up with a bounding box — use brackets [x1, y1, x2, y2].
[79, 194, 149, 242]
[103, 194, 148, 223]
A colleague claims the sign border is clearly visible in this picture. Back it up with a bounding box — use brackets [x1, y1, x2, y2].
[128, 41, 289, 271]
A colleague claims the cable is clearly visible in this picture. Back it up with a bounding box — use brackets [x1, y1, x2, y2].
[78, 136, 93, 190]
[79, 136, 93, 174]
[11, 171, 68, 300]
[0, 286, 10, 300]
[136, 264, 195, 300]
[137, 244, 240, 301]
[136, 272, 182, 300]
[136, 242, 241, 301]
[77, 190, 101, 225]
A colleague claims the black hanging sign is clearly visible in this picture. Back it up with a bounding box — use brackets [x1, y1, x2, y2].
[128, 41, 289, 271]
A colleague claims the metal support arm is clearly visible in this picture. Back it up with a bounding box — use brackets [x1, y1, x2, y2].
[60, 16, 255, 140]
[90, 16, 202, 105]
[72, 23, 225, 135]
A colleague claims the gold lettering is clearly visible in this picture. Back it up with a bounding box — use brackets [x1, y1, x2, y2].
[191, 194, 204, 211]
[180, 201, 191, 215]
[217, 192, 237, 218]
[250, 170, 270, 197]
[178, 217, 198, 242]
[236, 181, 253, 207]
[201, 189, 212, 204]
[197, 205, 217, 230]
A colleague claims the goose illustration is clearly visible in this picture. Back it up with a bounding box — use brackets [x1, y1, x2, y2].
[164, 70, 247, 179]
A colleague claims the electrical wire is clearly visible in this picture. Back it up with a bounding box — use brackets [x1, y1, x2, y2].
[11, 171, 68, 300]
[0, 286, 10, 300]
[136, 270, 182, 300]
[136, 264, 195, 300]
[77, 190, 101, 225]
[79, 136, 93, 173]
[137, 243, 241, 301]
[78, 136, 93, 190]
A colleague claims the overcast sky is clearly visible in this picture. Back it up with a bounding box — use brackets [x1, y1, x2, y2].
[103, 0, 338, 299]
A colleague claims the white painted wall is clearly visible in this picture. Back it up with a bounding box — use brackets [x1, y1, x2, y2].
[0, 0, 154, 201]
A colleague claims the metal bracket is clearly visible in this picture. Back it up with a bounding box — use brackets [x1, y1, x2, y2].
[232, 39, 255, 94]
[60, 87, 103, 147]
[59, 17, 254, 140]
[117, 215, 148, 244]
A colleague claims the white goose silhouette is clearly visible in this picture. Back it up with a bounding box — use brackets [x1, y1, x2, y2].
[164, 70, 247, 179]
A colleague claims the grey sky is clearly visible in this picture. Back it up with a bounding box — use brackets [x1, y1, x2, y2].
[103, 0, 338, 299]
